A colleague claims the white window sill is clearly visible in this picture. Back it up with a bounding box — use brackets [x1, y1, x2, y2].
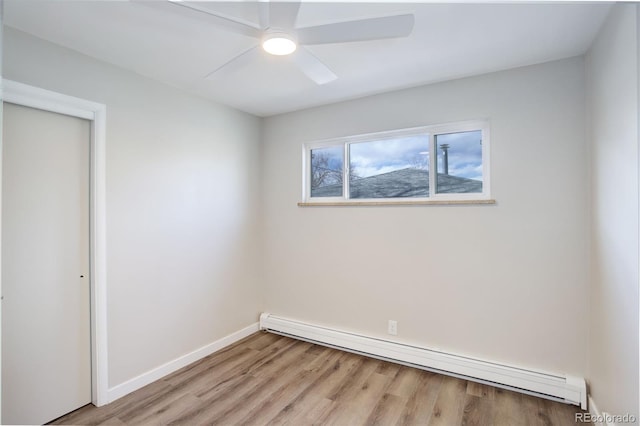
[298, 199, 496, 207]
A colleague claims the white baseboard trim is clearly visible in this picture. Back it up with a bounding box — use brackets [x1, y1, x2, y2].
[259, 313, 587, 409]
[107, 322, 259, 403]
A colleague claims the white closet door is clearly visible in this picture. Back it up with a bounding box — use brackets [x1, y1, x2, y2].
[2, 102, 91, 425]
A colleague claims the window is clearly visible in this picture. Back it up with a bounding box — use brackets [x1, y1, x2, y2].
[302, 120, 491, 205]
[310, 145, 343, 198]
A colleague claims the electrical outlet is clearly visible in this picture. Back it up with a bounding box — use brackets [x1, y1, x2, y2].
[388, 320, 398, 336]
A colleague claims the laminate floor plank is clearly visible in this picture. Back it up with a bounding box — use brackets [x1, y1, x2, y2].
[364, 393, 406, 426]
[493, 388, 526, 426]
[375, 361, 402, 378]
[122, 393, 202, 426]
[521, 393, 554, 426]
[386, 366, 422, 398]
[164, 346, 257, 387]
[428, 375, 467, 426]
[300, 397, 335, 425]
[168, 374, 268, 425]
[465, 381, 496, 399]
[205, 344, 319, 425]
[234, 367, 317, 425]
[96, 416, 127, 426]
[49, 332, 586, 426]
[264, 349, 350, 424]
[244, 331, 282, 351]
[395, 371, 443, 426]
[302, 345, 343, 373]
[250, 340, 314, 379]
[460, 394, 495, 426]
[113, 382, 190, 425]
[266, 350, 360, 425]
[320, 371, 391, 426]
[324, 356, 379, 402]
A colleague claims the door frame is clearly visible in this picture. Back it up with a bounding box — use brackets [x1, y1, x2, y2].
[1, 79, 108, 407]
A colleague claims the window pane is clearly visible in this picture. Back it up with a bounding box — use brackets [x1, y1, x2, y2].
[435, 130, 483, 194]
[310, 146, 343, 197]
[349, 135, 429, 199]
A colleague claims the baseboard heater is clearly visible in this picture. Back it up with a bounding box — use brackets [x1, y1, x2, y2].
[259, 313, 586, 409]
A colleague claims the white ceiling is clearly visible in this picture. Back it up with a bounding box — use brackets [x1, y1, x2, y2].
[4, 1, 611, 117]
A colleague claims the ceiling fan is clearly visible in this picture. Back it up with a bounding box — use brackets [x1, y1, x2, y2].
[163, 1, 415, 85]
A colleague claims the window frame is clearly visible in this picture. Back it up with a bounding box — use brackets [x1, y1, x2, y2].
[301, 119, 492, 205]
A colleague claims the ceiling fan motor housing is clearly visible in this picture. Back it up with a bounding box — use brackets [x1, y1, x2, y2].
[262, 30, 298, 56]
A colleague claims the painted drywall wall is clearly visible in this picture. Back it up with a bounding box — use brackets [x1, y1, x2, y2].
[3, 28, 263, 387]
[0, 2, 4, 423]
[586, 4, 639, 420]
[262, 57, 589, 376]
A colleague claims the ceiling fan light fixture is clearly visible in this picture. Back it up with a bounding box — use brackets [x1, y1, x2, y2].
[262, 32, 297, 56]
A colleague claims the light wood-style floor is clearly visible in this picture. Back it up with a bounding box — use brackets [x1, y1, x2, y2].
[51, 332, 584, 425]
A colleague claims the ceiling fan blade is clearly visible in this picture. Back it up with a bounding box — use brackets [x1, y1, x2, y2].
[258, 0, 270, 29]
[297, 14, 415, 45]
[268, 1, 301, 29]
[204, 45, 262, 80]
[292, 47, 337, 85]
[167, 0, 261, 38]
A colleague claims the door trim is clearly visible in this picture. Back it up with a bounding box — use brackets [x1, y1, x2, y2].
[1, 79, 109, 407]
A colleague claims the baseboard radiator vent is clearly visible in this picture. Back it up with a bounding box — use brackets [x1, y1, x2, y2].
[259, 313, 586, 409]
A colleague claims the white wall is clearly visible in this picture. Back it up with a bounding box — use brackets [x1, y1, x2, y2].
[0, 1, 4, 422]
[262, 57, 589, 376]
[3, 28, 263, 387]
[586, 4, 639, 420]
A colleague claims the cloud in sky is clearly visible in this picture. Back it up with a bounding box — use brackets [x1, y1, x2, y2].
[350, 135, 428, 177]
[436, 130, 483, 180]
[312, 145, 343, 171]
